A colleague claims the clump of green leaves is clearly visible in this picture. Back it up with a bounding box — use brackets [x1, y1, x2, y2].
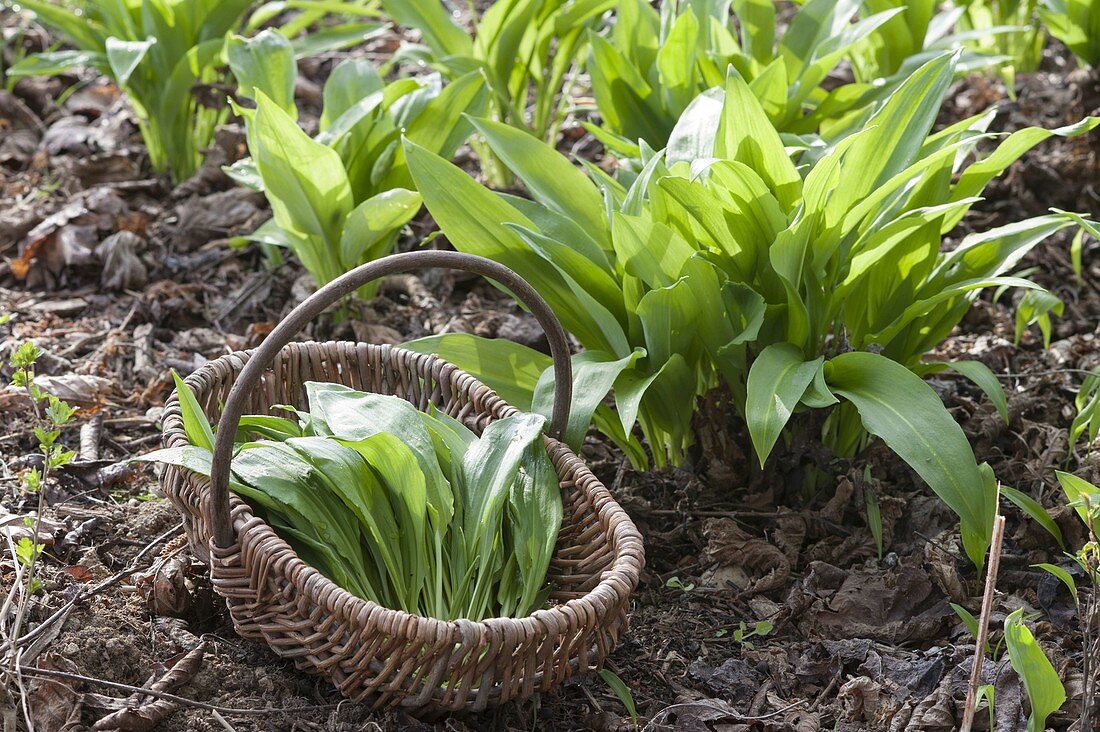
[228, 30, 485, 298]
[404, 53, 1098, 568]
[1041, 0, 1100, 67]
[380, 0, 611, 183]
[588, 0, 926, 156]
[954, 0, 1046, 84]
[144, 374, 563, 621]
[5, 0, 378, 182]
[851, 0, 1012, 79]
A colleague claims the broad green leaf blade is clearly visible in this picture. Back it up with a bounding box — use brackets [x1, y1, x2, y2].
[531, 349, 644, 448]
[105, 37, 154, 87]
[461, 412, 549, 618]
[1055, 471, 1100, 535]
[320, 58, 384, 129]
[303, 383, 453, 529]
[403, 140, 612, 350]
[1004, 609, 1067, 732]
[133, 445, 213, 475]
[247, 90, 353, 286]
[471, 117, 610, 244]
[170, 369, 214, 451]
[715, 71, 802, 211]
[932, 360, 1009, 424]
[7, 51, 109, 78]
[339, 189, 421, 269]
[228, 30, 297, 115]
[825, 351, 993, 567]
[380, 0, 472, 58]
[506, 432, 562, 615]
[745, 344, 822, 466]
[401, 333, 551, 409]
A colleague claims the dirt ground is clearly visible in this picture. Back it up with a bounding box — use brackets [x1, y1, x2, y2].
[1, 17, 1099, 732]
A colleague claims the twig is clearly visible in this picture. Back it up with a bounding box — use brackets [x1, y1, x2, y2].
[211, 709, 238, 731]
[960, 500, 1007, 732]
[16, 666, 341, 717]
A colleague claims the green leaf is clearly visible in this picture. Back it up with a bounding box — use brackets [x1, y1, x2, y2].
[950, 602, 982, 641]
[170, 370, 214, 451]
[1033, 563, 1079, 606]
[505, 429, 562, 615]
[825, 351, 993, 567]
[7, 50, 109, 78]
[403, 140, 611, 350]
[531, 349, 644, 448]
[290, 22, 385, 57]
[598, 670, 638, 728]
[1055, 471, 1100, 536]
[320, 58, 384, 129]
[339, 188, 421, 269]
[1004, 609, 1066, 732]
[1001, 485, 1065, 549]
[715, 71, 802, 211]
[105, 37, 154, 87]
[228, 30, 296, 115]
[471, 117, 610, 244]
[745, 344, 822, 466]
[247, 90, 353, 286]
[401, 333, 550, 409]
[921, 360, 1009, 424]
[380, 0, 472, 58]
[461, 412, 552, 618]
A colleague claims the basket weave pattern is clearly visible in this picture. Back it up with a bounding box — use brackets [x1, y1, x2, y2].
[160, 341, 645, 711]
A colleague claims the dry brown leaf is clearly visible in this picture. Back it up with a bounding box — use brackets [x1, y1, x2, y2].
[91, 643, 206, 731]
[28, 653, 84, 732]
[31, 373, 112, 405]
[700, 518, 790, 594]
[97, 231, 148, 291]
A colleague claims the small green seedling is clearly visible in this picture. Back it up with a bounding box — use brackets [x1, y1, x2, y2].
[665, 576, 695, 592]
[732, 620, 773, 650]
[1004, 609, 1066, 732]
[598, 669, 638, 729]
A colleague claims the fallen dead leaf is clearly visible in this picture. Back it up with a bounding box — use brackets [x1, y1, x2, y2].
[91, 642, 206, 731]
[97, 231, 148, 291]
[27, 653, 83, 732]
[31, 373, 112, 405]
[700, 517, 790, 594]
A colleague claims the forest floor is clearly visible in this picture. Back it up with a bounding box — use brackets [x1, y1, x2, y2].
[1, 20, 1099, 732]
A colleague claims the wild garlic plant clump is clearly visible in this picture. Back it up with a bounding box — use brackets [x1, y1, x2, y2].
[404, 52, 1099, 568]
[144, 375, 563, 621]
[6, 0, 378, 182]
[228, 30, 485, 302]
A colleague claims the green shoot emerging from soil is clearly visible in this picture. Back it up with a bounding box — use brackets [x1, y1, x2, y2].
[1, 325, 76, 724]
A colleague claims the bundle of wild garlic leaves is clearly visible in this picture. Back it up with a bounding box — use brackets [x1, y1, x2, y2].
[143, 374, 563, 621]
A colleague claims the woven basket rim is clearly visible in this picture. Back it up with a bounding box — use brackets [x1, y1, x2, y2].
[162, 341, 644, 640]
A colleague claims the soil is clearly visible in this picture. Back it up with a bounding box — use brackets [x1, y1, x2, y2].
[1, 15, 1099, 732]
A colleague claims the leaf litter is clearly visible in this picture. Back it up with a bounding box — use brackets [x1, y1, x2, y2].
[0, 20, 1099, 732]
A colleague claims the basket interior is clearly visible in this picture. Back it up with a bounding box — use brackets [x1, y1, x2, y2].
[183, 342, 619, 601]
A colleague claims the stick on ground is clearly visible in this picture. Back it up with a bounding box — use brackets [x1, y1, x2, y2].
[960, 500, 1007, 732]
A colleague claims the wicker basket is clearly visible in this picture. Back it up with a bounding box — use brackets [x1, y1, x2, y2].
[158, 251, 645, 713]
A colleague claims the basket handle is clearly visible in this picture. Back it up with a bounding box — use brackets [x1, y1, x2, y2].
[207, 250, 573, 548]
